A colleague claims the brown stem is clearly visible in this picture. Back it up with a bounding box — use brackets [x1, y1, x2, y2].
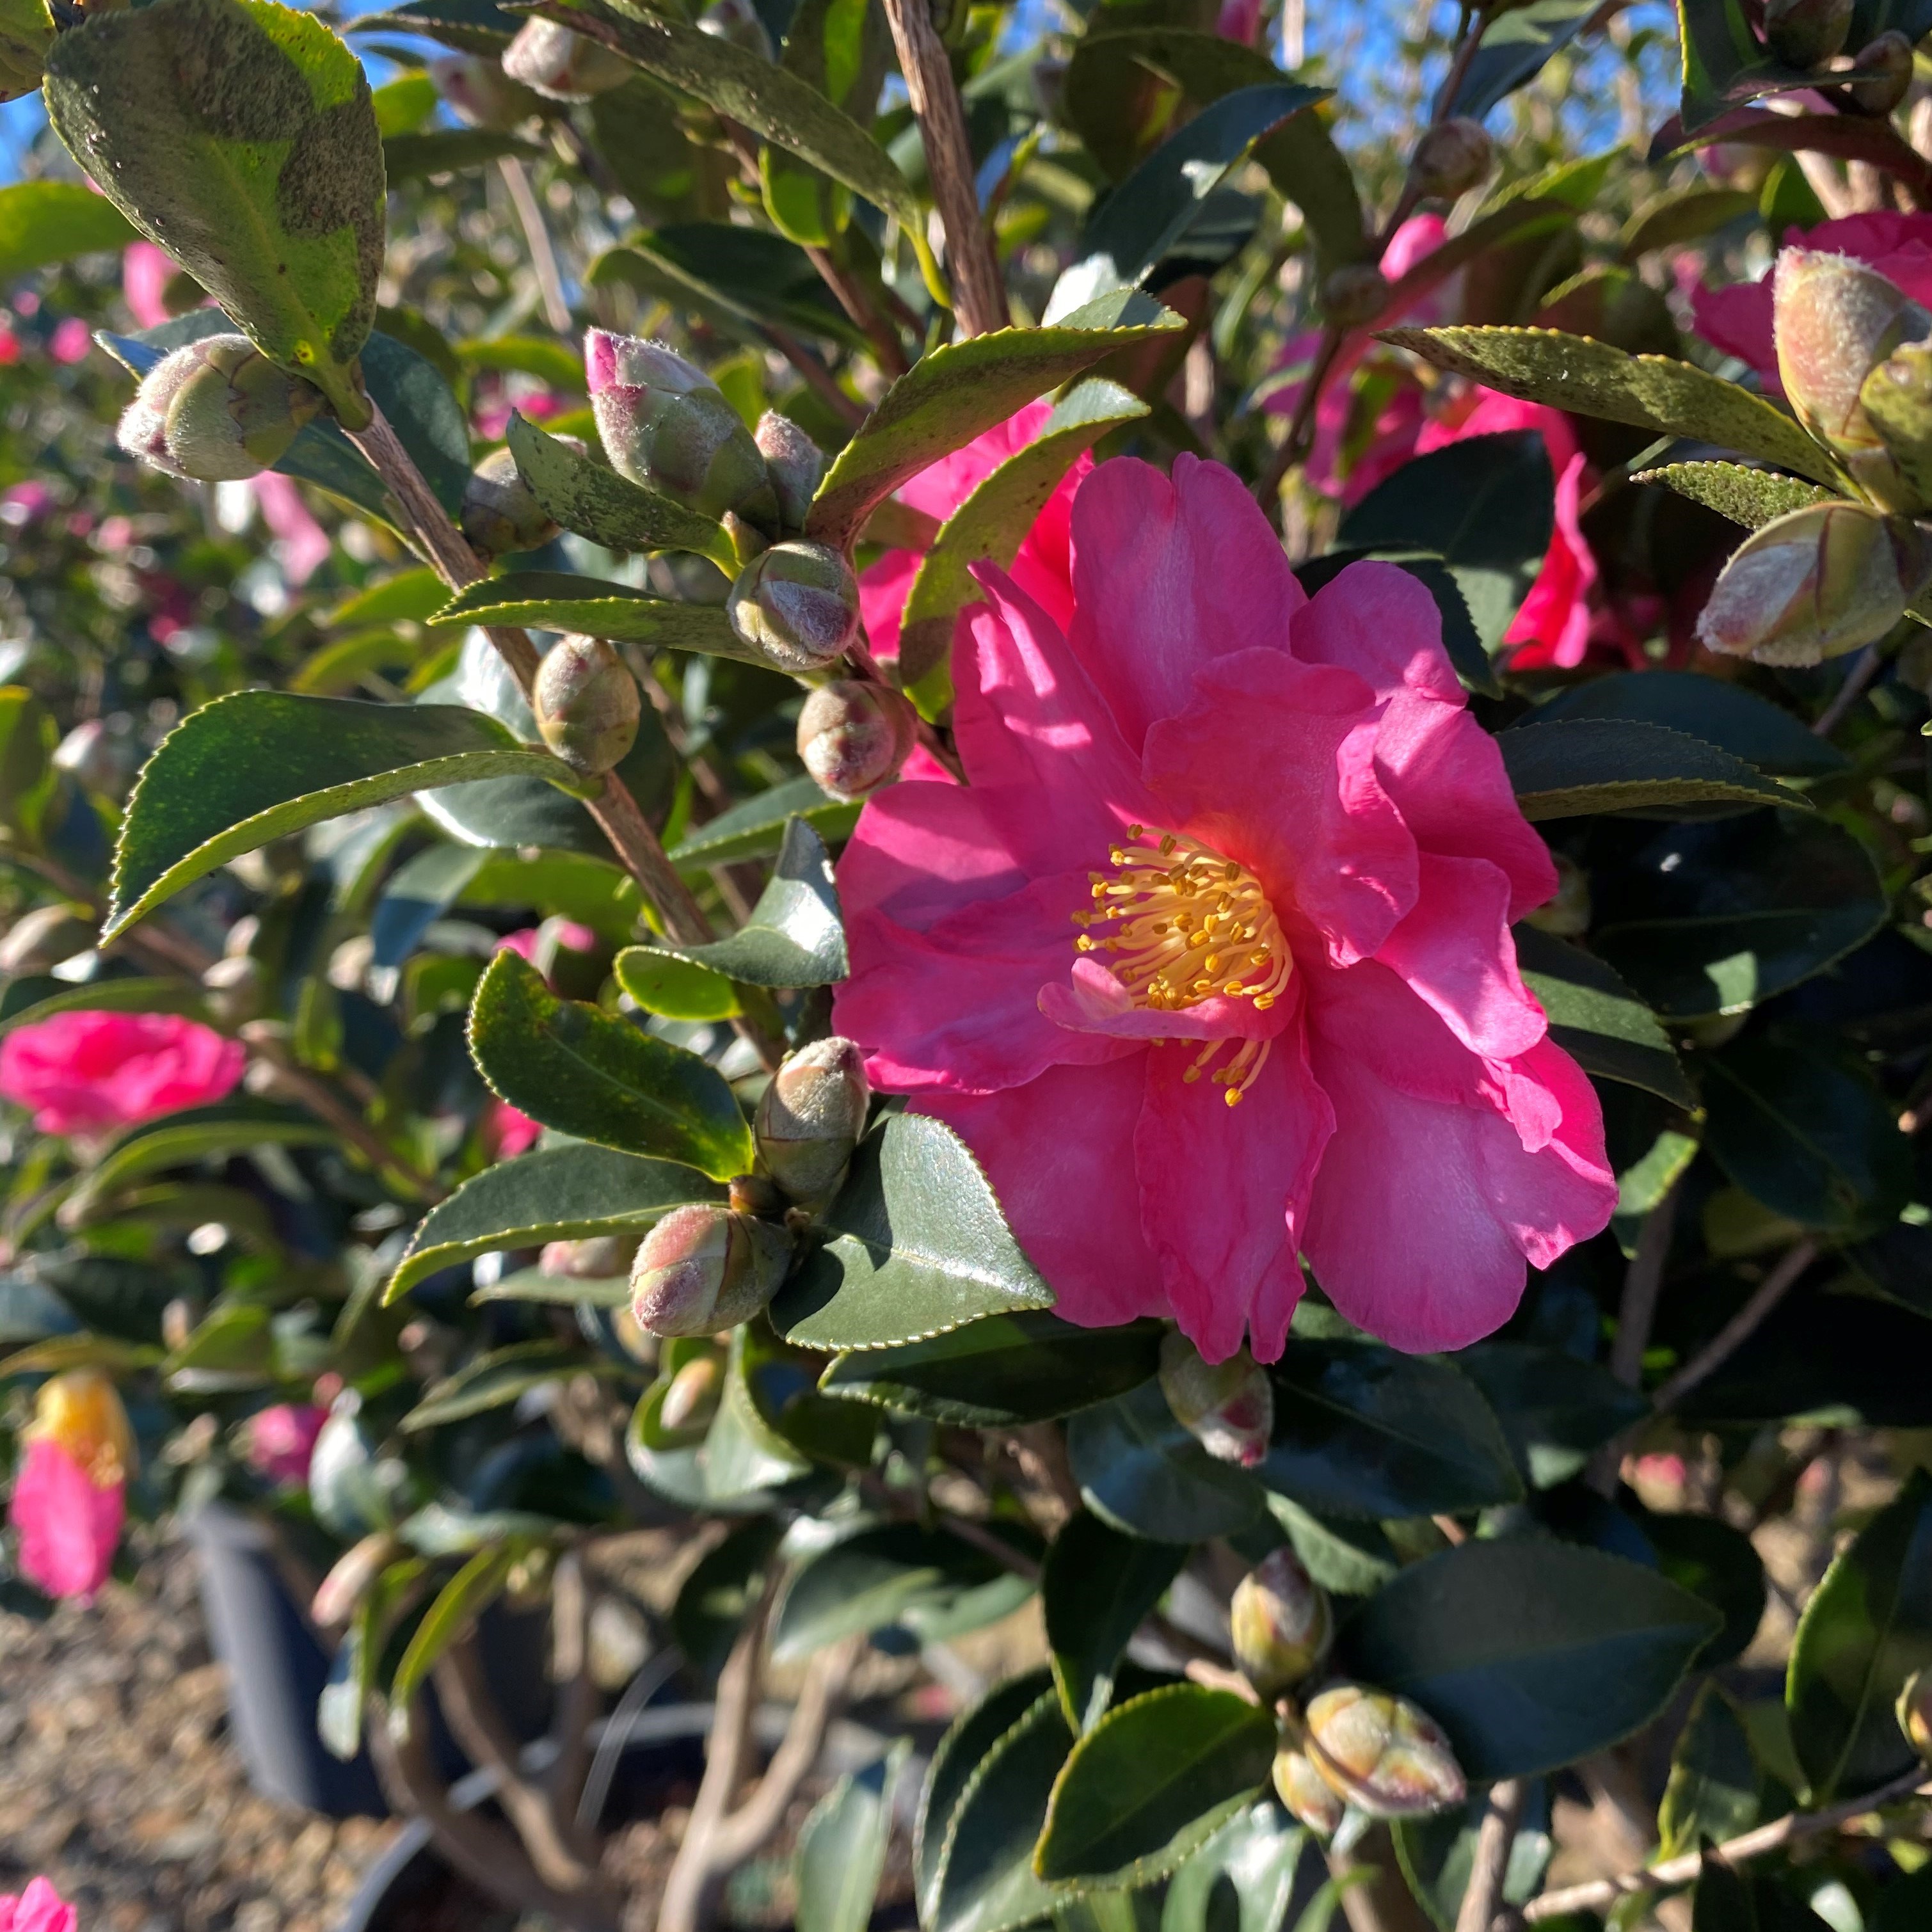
[803, 243, 911, 376]
[1334, 1827, 1435, 1932]
[546, 1552, 602, 1857]
[1585, 1179, 1682, 1493]
[879, 0, 1009, 336]
[1256, 325, 1345, 507]
[498, 155, 573, 336]
[762, 324, 868, 427]
[1454, 1779, 1528, 1932]
[1650, 1240, 1818, 1414]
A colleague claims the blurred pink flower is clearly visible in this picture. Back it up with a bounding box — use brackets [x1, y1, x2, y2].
[484, 1098, 543, 1159]
[0, 1878, 77, 1932]
[0, 1012, 245, 1136]
[8, 1371, 132, 1602]
[48, 317, 92, 366]
[0, 328, 20, 367]
[122, 241, 175, 330]
[495, 928, 543, 962]
[251, 472, 330, 586]
[1215, 0, 1262, 42]
[834, 456, 1615, 1360]
[244, 1403, 327, 1487]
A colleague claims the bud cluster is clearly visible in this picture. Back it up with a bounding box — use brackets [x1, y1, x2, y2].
[1274, 1682, 1467, 1833]
[118, 334, 321, 484]
[1756, 0, 1911, 114]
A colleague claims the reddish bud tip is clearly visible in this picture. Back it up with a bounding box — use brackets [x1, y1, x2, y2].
[629, 1204, 794, 1337]
[1158, 1330, 1273, 1467]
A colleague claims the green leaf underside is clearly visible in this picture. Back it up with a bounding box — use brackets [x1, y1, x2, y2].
[385, 1142, 723, 1303]
[507, 411, 731, 561]
[1498, 719, 1803, 820]
[1634, 462, 1839, 529]
[771, 1112, 1055, 1351]
[1382, 326, 1839, 486]
[647, 816, 847, 987]
[105, 692, 571, 939]
[433, 571, 746, 658]
[1513, 925, 1693, 1106]
[805, 291, 1185, 552]
[467, 950, 754, 1179]
[667, 774, 861, 868]
[1044, 1512, 1187, 1734]
[898, 379, 1150, 715]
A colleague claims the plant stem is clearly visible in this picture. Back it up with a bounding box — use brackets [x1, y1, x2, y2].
[1649, 1238, 1817, 1414]
[498, 155, 573, 335]
[1454, 1779, 1527, 1932]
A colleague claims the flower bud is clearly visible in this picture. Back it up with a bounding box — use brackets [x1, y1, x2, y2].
[29, 1369, 136, 1487]
[586, 328, 780, 530]
[1410, 118, 1492, 198]
[429, 52, 543, 130]
[629, 1204, 794, 1337]
[1231, 1547, 1333, 1698]
[728, 540, 861, 672]
[1322, 264, 1391, 330]
[1272, 1744, 1345, 1837]
[1774, 248, 1929, 501]
[501, 18, 631, 100]
[797, 680, 918, 802]
[659, 1352, 724, 1433]
[200, 954, 264, 1028]
[1764, 0, 1851, 66]
[311, 1530, 403, 1628]
[539, 1234, 639, 1279]
[698, 0, 774, 58]
[1848, 29, 1913, 113]
[1158, 1330, 1272, 1467]
[118, 335, 321, 483]
[754, 1036, 870, 1211]
[1695, 501, 1932, 666]
[532, 635, 641, 774]
[0, 903, 95, 975]
[754, 411, 827, 534]
[461, 444, 563, 556]
[1302, 1684, 1467, 1819]
[1899, 1667, 1932, 1760]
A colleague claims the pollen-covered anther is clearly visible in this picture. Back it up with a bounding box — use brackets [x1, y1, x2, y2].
[1070, 827, 1291, 1106]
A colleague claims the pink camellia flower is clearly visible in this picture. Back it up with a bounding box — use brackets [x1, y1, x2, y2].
[0, 1012, 245, 1137]
[483, 1098, 543, 1160]
[834, 456, 1616, 1359]
[0, 1878, 77, 1932]
[8, 1369, 133, 1602]
[47, 317, 92, 366]
[244, 1403, 327, 1487]
[123, 239, 175, 330]
[1693, 211, 1932, 391]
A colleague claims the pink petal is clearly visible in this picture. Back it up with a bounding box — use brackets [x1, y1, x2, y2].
[858, 547, 922, 662]
[1064, 456, 1307, 753]
[1691, 276, 1776, 389]
[0, 1011, 245, 1136]
[897, 399, 1057, 523]
[0, 1880, 76, 1932]
[834, 778, 1023, 933]
[1503, 449, 1595, 669]
[917, 1057, 1164, 1329]
[1289, 555, 1464, 712]
[9, 1437, 123, 1600]
[1473, 1037, 1619, 1270]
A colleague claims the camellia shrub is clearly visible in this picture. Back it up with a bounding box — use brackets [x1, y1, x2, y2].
[3, 0, 1932, 1926]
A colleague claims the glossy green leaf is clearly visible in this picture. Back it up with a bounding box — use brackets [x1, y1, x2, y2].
[1460, 1343, 1648, 1490]
[347, 0, 519, 51]
[1067, 1380, 1265, 1544]
[1340, 1540, 1721, 1780]
[1036, 1686, 1276, 1888]
[1159, 1801, 1306, 1932]
[1266, 1494, 1402, 1597]
[771, 1111, 1055, 1351]
[818, 1312, 1165, 1428]
[669, 774, 861, 868]
[1382, 326, 1837, 486]
[1392, 1783, 1552, 1932]
[1259, 1341, 1521, 1521]
[1788, 1467, 1932, 1800]
[1453, 0, 1599, 117]
[590, 224, 863, 348]
[898, 379, 1149, 714]
[763, 0, 890, 247]
[401, 1340, 600, 1430]
[1634, 463, 1837, 531]
[0, 181, 134, 279]
[65, 1101, 335, 1220]
[1498, 721, 1801, 820]
[385, 1142, 721, 1304]
[1513, 926, 1691, 1108]
[1691, 1859, 1833, 1932]
[105, 693, 569, 940]
[616, 948, 742, 1022]
[1045, 1510, 1186, 1734]
[467, 950, 753, 1179]
[671, 1515, 783, 1679]
[805, 290, 1185, 551]
[434, 571, 760, 662]
[796, 1740, 913, 1932]
[46, 0, 385, 425]
[388, 1542, 518, 1726]
[1658, 1682, 1760, 1862]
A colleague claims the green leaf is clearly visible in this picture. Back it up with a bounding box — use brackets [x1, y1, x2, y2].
[1498, 719, 1802, 820]
[403, 1339, 603, 1430]
[507, 411, 734, 565]
[804, 291, 1186, 552]
[347, 0, 520, 51]
[1067, 1380, 1265, 1544]
[105, 693, 570, 940]
[1634, 462, 1837, 531]
[616, 948, 742, 1022]
[1658, 1683, 1760, 1862]
[1788, 1466, 1932, 1800]
[1453, 0, 1600, 117]
[1259, 1341, 1522, 1521]
[770, 1111, 1055, 1351]
[898, 379, 1148, 712]
[388, 1542, 518, 1723]
[385, 1142, 721, 1304]
[1621, 187, 1759, 259]
[669, 774, 861, 868]
[1339, 1540, 1722, 1780]
[65, 1101, 335, 1221]
[671, 1515, 783, 1679]
[1458, 1343, 1649, 1489]
[319, 1555, 427, 1760]
[1035, 1686, 1277, 1888]
[818, 1312, 1165, 1428]
[1703, 1035, 1913, 1234]
[383, 125, 541, 182]
[1160, 1803, 1307, 1932]
[1380, 327, 1838, 486]
[467, 950, 754, 1179]
[1513, 926, 1693, 1107]
[0, 977, 208, 1043]
[0, 181, 135, 279]
[432, 571, 750, 659]
[1392, 1784, 1552, 1932]
[590, 224, 863, 348]
[796, 1742, 913, 1932]
[771, 1522, 1038, 1663]
[46, 0, 385, 425]
[1266, 1494, 1401, 1597]
[1044, 1511, 1186, 1734]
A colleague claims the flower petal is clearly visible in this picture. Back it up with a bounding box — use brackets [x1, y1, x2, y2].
[8, 1437, 123, 1601]
[836, 776, 1023, 932]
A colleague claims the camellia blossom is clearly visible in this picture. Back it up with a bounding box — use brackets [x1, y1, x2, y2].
[484, 1097, 543, 1159]
[8, 1369, 133, 1601]
[244, 1403, 327, 1487]
[834, 456, 1616, 1359]
[0, 1879, 76, 1932]
[0, 1011, 244, 1137]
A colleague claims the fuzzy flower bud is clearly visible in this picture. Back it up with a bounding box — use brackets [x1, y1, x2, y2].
[797, 680, 918, 802]
[1695, 501, 1932, 666]
[728, 540, 861, 672]
[501, 18, 631, 100]
[1764, 0, 1851, 66]
[539, 1234, 639, 1279]
[698, 0, 774, 58]
[755, 1037, 870, 1211]
[1322, 264, 1391, 330]
[1272, 1744, 1345, 1837]
[311, 1530, 403, 1628]
[659, 1352, 724, 1434]
[532, 635, 641, 774]
[461, 444, 563, 556]
[429, 52, 543, 129]
[629, 1204, 794, 1337]
[1848, 29, 1913, 113]
[586, 328, 779, 529]
[1158, 1330, 1273, 1467]
[754, 411, 827, 534]
[117, 335, 321, 483]
[1301, 1684, 1467, 1819]
[1410, 118, 1492, 198]
[1231, 1547, 1333, 1699]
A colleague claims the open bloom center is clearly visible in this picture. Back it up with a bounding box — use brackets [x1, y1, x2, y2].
[1071, 826, 1293, 1106]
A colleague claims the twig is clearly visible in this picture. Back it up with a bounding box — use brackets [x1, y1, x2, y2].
[545, 1551, 602, 1857]
[1585, 1179, 1681, 1494]
[879, 0, 1009, 336]
[1522, 1767, 1932, 1919]
[498, 155, 573, 335]
[803, 243, 911, 376]
[1256, 324, 1344, 506]
[1811, 639, 1884, 738]
[1455, 1779, 1528, 1932]
[1649, 1240, 1818, 1414]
